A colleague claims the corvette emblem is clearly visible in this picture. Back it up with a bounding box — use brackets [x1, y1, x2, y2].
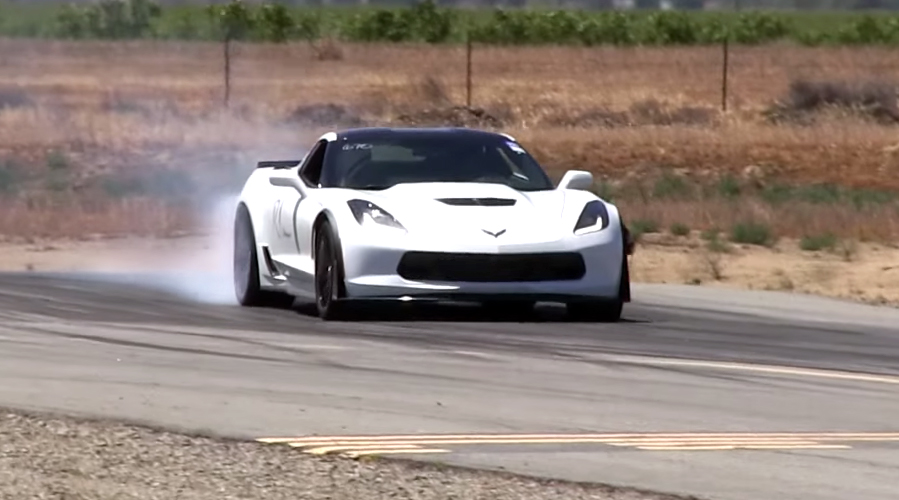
[482, 229, 507, 238]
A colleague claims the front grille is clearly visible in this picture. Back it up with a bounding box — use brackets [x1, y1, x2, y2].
[397, 251, 586, 282]
[437, 198, 517, 207]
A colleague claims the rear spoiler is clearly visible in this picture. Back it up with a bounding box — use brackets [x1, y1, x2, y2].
[257, 160, 300, 169]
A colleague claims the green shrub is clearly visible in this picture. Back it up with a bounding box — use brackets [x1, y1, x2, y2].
[54, 0, 161, 39]
[45, 171, 70, 192]
[207, 0, 253, 40]
[760, 184, 795, 205]
[11, 4, 899, 46]
[341, 0, 454, 43]
[256, 2, 295, 43]
[800, 232, 838, 251]
[670, 222, 690, 236]
[644, 11, 700, 45]
[46, 149, 68, 171]
[700, 227, 730, 253]
[652, 172, 694, 200]
[731, 220, 775, 246]
[731, 11, 791, 44]
[716, 174, 741, 199]
[0, 159, 24, 196]
[631, 218, 660, 238]
[592, 181, 615, 202]
[700, 227, 720, 241]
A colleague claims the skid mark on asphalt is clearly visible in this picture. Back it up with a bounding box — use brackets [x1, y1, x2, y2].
[258, 432, 899, 457]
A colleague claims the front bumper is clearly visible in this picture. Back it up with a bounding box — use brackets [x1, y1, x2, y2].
[339, 226, 624, 302]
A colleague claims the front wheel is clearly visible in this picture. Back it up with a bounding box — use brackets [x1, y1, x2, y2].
[566, 299, 623, 322]
[566, 251, 628, 322]
[480, 300, 536, 319]
[314, 223, 350, 320]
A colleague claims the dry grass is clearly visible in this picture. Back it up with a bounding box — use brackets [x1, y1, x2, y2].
[617, 197, 899, 243]
[0, 198, 195, 241]
[3, 38, 899, 239]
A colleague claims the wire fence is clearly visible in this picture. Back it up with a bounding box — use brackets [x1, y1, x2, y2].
[209, 38, 899, 119]
[5, 35, 895, 121]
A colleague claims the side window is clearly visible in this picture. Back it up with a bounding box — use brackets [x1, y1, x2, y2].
[299, 140, 328, 187]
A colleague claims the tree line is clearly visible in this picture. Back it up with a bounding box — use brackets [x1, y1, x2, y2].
[7, 0, 899, 45]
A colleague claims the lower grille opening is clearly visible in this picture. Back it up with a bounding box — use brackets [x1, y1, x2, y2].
[397, 251, 586, 282]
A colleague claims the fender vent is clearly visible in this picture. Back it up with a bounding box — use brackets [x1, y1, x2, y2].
[438, 198, 516, 207]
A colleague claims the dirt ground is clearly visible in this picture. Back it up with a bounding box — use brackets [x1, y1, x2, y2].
[630, 233, 899, 307]
[2, 235, 898, 308]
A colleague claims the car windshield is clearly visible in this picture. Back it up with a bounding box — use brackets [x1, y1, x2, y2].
[319, 133, 555, 191]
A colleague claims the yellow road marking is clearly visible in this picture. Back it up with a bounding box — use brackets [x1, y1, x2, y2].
[285, 436, 880, 449]
[288, 441, 422, 448]
[738, 444, 852, 450]
[301, 444, 422, 455]
[344, 448, 451, 458]
[604, 439, 824, 446]
[283, 437, 821, 448]
[259, 431, 899, 455]
[636, 444, 851, 451]
[637, 445, 744, 451]
[259, 432, 899, 444]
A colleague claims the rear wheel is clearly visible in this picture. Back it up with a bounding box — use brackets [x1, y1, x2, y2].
[233, 205, 294, 308]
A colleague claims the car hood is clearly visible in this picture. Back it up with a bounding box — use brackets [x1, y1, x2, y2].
[353, 182, 577, 244]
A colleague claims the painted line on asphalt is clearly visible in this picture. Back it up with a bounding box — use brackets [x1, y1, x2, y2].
[596, 354, 899, 386]
[344, 448, 451, 458]
[258, 432, 899, 457]
[258, 432, 899, 444]
[302, 444, 432, 455]
[636, 444, 852, 451]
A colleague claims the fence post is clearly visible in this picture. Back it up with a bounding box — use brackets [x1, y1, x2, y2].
[223, 32, 232, 109]
[721, 36, 729, 112]
[466, 31, 472, 109]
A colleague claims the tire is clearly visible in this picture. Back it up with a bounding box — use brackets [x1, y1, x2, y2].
[566, 249, 629, 323]
[233, 204, 294, 308]
[480, 300, 536, 319]
[566, 298, 623, 322]
[314, 221, 350, 320]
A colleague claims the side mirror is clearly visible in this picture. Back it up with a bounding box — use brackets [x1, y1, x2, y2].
[269, 174, 306, 195]
[557, 170, 594, 191]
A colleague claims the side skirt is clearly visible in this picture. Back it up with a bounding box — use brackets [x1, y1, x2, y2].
[270, 256, 316, 300]
[260, 245, 287, 281]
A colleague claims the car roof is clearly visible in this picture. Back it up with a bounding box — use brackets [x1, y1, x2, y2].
[330, 127, 516, 143]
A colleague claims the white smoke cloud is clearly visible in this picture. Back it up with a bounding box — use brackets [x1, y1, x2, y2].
[75, 110, 317, 306]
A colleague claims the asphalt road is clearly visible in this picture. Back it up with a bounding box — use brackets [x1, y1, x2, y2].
[1, 271, 898, 500]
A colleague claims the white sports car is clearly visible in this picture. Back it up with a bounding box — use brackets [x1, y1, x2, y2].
[232, 127, 634, 321]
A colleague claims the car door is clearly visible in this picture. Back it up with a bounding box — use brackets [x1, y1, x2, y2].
[268, 140, 328, 291]
[294, 140, 328, 264]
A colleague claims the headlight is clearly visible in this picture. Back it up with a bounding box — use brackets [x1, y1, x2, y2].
[347, 199, 405, 230]
[573, 200, 610, 234]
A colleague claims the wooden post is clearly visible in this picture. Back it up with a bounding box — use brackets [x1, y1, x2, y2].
[223, 33, 232, 109]
[466, 32, 472, 109]
[721, 36, 729, 113]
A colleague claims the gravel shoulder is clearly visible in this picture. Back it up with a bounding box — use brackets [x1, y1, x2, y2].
[0, 408, 698, 500]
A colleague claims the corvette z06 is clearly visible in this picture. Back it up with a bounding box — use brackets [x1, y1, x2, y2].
[232, 127, 634, 321]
